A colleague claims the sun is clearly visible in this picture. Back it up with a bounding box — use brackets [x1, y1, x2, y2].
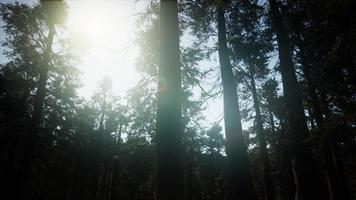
[65, 0, 140, 97]
[66, 1, 120, 46]
[85, 19, 103, 37]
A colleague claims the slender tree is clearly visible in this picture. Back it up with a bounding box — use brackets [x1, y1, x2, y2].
[248, 68, 275, 200]
[17, 14, 56, 200]
[228, 1, 276, 198]
[287, 2, 353, 198]
[267, 0, 326, 199]
[16, 1, 67, 199]
[155, 1, 183, 200]
[216, 2, 257, 200]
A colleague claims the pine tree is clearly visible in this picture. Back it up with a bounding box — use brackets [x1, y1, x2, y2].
[267, 0, 327, 199]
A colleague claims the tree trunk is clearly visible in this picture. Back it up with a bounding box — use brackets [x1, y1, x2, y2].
[17, 24, 55, 200]
[297, 38, 323, 127]
[268, 0, 327, 199]
[109, 137, 122, 200]
[297, 25, 352, 200]
[279, 145, 296, 200]
[217, 5, 257, 200]
[156, 1, 183, 200]
[109, 157, 120, 200]
[249, 72, 275, 200]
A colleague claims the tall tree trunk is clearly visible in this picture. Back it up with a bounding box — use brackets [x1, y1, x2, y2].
[109, 136, 122, 200]
[17, 24, 55, 200]
[30, 20, 55, 134]
[330, 135, 351, 200]
[278, 145, 296, 200]
[297, 38, 323, 127]
[322, 135, 352, 200]
[186, 145, 195, 200]
[249, 71, 275, 200]
[217, 4, 257, 200]
[297, 29, 352, 200]
[156, 1, 183, 200]
[267, 0, 327, 199]
[73, 143, 85, 200]
[109, 157, 120, 200]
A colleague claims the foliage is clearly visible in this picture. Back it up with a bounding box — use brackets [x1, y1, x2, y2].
[0, 1, 355, 200]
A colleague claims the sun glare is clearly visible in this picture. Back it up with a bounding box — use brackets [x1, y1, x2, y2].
[66, 0, 140, 97]
[85, 19, 102, 37]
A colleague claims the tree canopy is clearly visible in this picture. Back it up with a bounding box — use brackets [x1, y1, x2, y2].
[0, 1, 355, 200]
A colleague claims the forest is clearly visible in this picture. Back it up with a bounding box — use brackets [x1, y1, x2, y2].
[0, 0, 355, 200]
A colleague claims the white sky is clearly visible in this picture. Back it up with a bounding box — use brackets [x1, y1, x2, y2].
[0, 0, 225, 127]
[65, 0, 142, 97]
[65, 0, 224, 126]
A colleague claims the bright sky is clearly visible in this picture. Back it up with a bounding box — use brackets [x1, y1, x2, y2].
[66, 0, 141, 97]
[0, 0, 224, 126]
[65, 0, 224, 125]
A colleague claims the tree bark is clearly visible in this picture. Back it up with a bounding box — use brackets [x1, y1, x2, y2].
[249, 71, 275, 200]
[268, 0, 328, 199]
[156, 1, 183, 200]
[217, 5, 257, 200]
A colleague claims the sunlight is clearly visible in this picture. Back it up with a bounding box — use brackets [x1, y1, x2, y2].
[85, 19, 103, 37]
[66, 0, 140, 97]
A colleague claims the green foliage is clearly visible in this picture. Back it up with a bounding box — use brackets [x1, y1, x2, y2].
[0, 1, 355, 200]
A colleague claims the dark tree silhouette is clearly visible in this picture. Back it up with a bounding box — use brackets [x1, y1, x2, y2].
[17, 1, 59, 198]
[0, 1, 355, 200]
[216, 2, 257, 200]
[155, 1, 184, 200]
[267, 0, 327, 199]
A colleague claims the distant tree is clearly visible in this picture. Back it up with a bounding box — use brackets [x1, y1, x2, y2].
[203, 124, 224, 154]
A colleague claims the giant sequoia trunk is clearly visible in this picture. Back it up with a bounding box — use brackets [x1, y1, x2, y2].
[249, 71, 275, 200]
[267, 0, 327, 199]
[17, 24, 55, 200]
[155, 1, 183, 200]
[217, 5, 257, 200]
